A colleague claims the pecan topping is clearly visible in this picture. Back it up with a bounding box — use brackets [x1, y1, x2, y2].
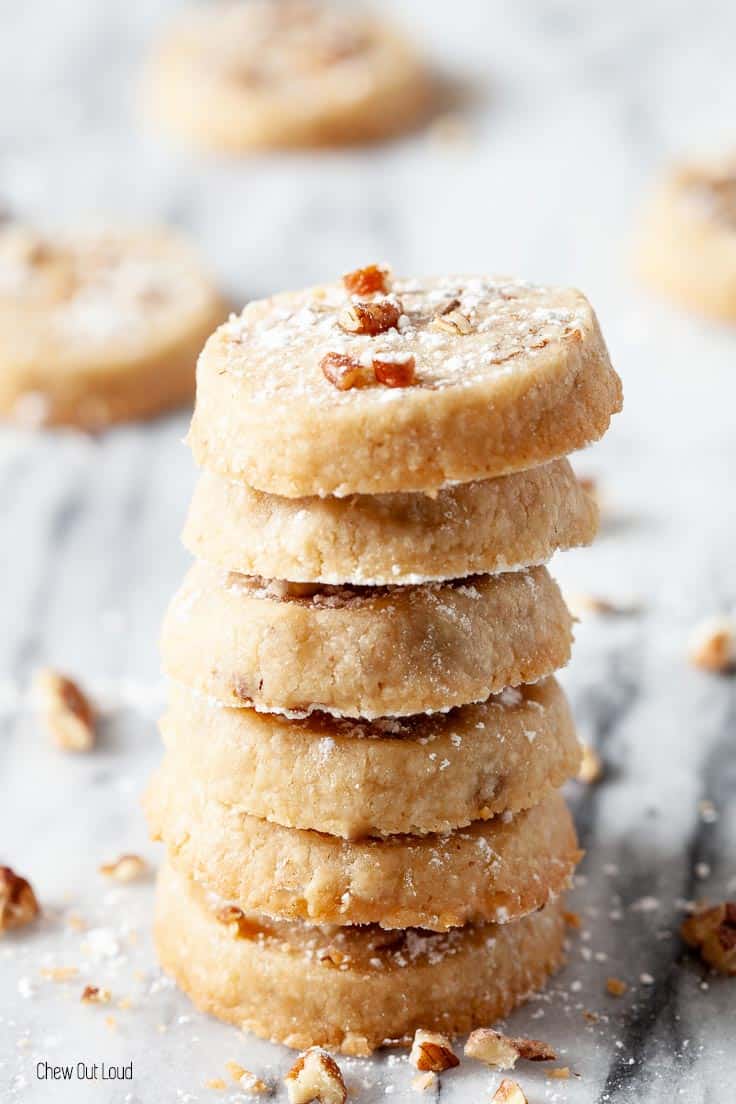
[373, 352, 416, 388]
[465, 1028, 556, 1070]
[430, 308, 472, 334]
[285, 1047, 346, 1104]
[681, 902, 736, 975]
[409, 1029, 459, 1072]
[320, 352, 372, 391]
[343, 264, 390, 296]
[35, 668, 96, 752]
[0, 866, 40, 933]
[688, 616, 736, 673]
[491, 1080, 528, 1104]
[338, 298, 400, 335]
[99, 854, 147, 883]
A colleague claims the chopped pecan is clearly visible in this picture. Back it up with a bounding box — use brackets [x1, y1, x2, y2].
[688, 616, 736, 673]
[35, 668, 95, 752]
[343, 264, 390, 296]
[338, 298, 400, 336]
[373, 352, 416, 388]
[577, 743, 603, 784]
[465, 1027, 556, 1069]
[320, 352, 372, 391]
[81, 985, 111, 1004]
[0, 866, 40, 933]
[431, 308, 472, 334]
[215, 905, 266, 940]
[411, 1071, 437, 1092]
[606, 976, 628, 996]
[681, 902, 736, 975]
[285, 1047, 346, 1104]
[409, 1029, 459, 1072]
[226, 1062, 269, 1094]
[99, 854, 147, 883]
[491, 1080, 528, 1104]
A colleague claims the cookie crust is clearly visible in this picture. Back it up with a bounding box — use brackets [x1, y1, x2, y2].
[160, 563, 574, 718]
[183, 458, 598, 585]
[146, 785, 580, 930]
[0, 224, 224, 429]
[188, 274, 621, 496]
[161, 679, 580, 838]
[154, 861, 567, 1054]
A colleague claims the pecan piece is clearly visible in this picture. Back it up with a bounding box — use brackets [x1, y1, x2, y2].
[373, 352, 416, 388]
[681, 902, 736, 975]
[343, 264, 390, 296]
[338, 298, 400, 336]
[491, 1080, 528, 1104]
[320, 352, 372, 391]
[606, 976, 628, 996]
[35, 668, 96, 752]
[0, 866, 40, 933]
[688, 616, 736, 673]
[285, 1047, 346, 1104]
[214, 905, 266, 940]
[430, 308, 472, 334]
[465, 1028, 556, 1070]
[81, 985, 111, 1004]
[409, 1029, 459, 1072]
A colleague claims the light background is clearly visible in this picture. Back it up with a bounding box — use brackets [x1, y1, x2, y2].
[1, 1, 735, 1101]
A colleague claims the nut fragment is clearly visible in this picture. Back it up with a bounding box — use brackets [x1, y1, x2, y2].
[409, 1029, 459, 1073]
[465, 1028, 556, 1070]
[226, 1061, 269, 1094]
[0, 866, 40, 933]
[430, 308, 472, 334]
[343, 264, 390, 296]
[577, 743, 603, 784]
[99, 854, 147, 883]
[411, 1071, 437, 1092]
[606, 976, 628, 996]
[681, 902, 736, 975]
[214, 905, 265, 940]
[285, 1047, 346, 1104]
[563, 909, 582, 930]
[491, 1079, 528, 1104]
[547, 1067, 571, 1079]
[373, 352, 416, 388]
[338, 298, 400, 336]
[320, 352, 372, 391]
[688, 616, 736, 673]
[81, 985, 111, 1004]
[35, 668, 95, 752]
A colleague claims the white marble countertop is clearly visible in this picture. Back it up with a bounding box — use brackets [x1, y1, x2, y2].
[1, 1, 735, 1101]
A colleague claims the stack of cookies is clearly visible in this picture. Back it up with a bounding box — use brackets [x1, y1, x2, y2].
[147, 264, 622, 1055]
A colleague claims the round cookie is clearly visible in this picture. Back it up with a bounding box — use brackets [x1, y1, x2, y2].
[155, 860, 567, 1055]
[183, 458, 598, 585]
[146, 784, 580, 930]
[0, 223, 224, 429]
[160, 563, 574, 718]
[637, 157, 736, 320]
[161, 678, 581, 838]
[145, 1, 430, 153]
[188, 270, 622, 497]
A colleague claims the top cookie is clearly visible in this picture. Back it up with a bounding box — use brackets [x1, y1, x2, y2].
[637, 156, 736, 320]
[0, 223, 224, 429]
[146, 0, 430, 152]
[189, 266, 622, 497]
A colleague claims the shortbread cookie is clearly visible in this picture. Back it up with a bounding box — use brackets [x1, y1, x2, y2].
[146, 784, 580, 930]
[189, 270, 621, 496]
[155, 861, 566, 1054]
[146, 1, 430, 152]
[0, 224, 224, 429]
[160, 563, 573, 717]
[161, 678, 580, 838]
[637, 157, 736, 320]
[183, 458, 598, 585]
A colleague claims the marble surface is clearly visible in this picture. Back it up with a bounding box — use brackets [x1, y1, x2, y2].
[1, 1, 736, 1101]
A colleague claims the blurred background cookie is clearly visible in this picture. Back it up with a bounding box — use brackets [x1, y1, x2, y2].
[145, 0, 432, 152]
[0, 223, 225, 429]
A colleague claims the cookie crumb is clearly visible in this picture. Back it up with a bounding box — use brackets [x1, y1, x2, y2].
[578, 744, 603, 784]
[35, 668, 96, 751]
[99, 854, 147, 882]
[688, 616, 736, 673]
[606, 977, 628, 996]
[81, 985, 111, 1004]
[411, 1071, 437, 1092]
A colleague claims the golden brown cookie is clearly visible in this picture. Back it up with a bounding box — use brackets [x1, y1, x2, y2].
[161, 678, 580, 838]
[160, 563, 573, 718]
[188, 271, 621, 496]
[183, 458, 598, 585]
[637, 156, 736, 320]
[0, 223, 224, 429]
[145, 1, 431, 152]
[155, 860, 567, 1054]
[146, 784, 580, 930]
